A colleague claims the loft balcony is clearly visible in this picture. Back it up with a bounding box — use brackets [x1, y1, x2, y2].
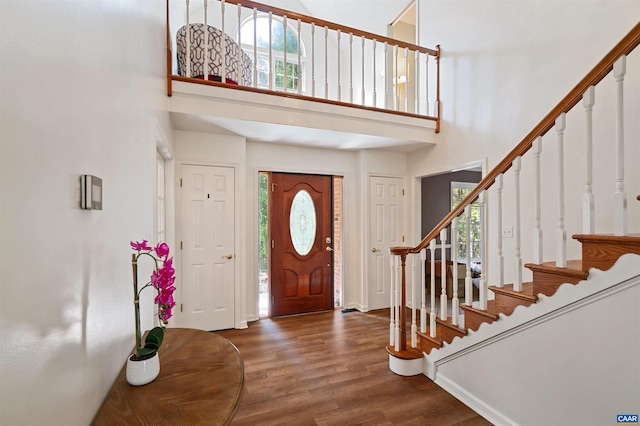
[166, 0, 441, 151]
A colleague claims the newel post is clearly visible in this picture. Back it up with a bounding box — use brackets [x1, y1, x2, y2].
[390, 246, 411, 351]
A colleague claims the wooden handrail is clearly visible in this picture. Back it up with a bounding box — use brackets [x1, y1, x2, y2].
[410, 21, 640, 254]
[219, 0, 438, 57]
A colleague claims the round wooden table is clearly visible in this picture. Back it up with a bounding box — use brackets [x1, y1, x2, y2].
[92, 328, 244, 425]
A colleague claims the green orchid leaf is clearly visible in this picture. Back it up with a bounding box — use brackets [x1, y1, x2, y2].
[146, 326, 165, 347]
[144, 341, 159, 350]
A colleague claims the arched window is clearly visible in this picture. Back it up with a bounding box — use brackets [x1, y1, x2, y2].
[240, 15, 305, 92]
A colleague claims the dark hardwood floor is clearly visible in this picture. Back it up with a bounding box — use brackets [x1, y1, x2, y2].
[216, 309, 490, 425]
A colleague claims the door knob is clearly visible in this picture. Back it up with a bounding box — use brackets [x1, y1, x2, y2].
[222, 253, 233, 259]
[371, 247, 381, 253]
[326, 246, 334, 252]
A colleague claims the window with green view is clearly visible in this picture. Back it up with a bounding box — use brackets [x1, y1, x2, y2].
[451, 182, 481, 262]
[240, 16, 304, 92]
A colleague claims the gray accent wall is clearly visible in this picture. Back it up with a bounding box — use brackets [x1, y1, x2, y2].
[421, 170, 482, 259]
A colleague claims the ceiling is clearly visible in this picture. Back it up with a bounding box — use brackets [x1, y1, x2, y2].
[170, 110, 431, 152]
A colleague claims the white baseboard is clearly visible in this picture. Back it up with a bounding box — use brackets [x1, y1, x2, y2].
[435, 373, 518, 426]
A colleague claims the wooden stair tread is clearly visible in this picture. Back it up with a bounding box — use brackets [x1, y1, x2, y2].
[435, 317, 467, 335]
[524, 260, 588, 279]
[386, 343, 423, 360]
[460, 300, 499, 321]
[417, 329, 443, 348]
[573, 233, 640, 243]
[489, 282, 537, 302]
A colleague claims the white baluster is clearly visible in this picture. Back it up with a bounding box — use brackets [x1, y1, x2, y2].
[283, 16, 287, 92]
[337, 30, 342, 101]
[451, 217, 459, 326]
[324, 26, 328, 99]
[465, 205, 473, 306]
[394, 255, 400, 351]
[372, 40, 377, 107]
[415, 50, 420, 115]
[236, 3, 241, 85]
[425, 55, 429, 116]
[533, 136, 543, 264]
[411, 254, 417, 348]
[311, 23, 315, 96]
[404, 47, 409, 112]
[514, 156, 523, 291]
[583, 86, 595, 233]
[479, 191, 487, 310]
[220, 0, 226, 83]
[389, 254, 395, 346]
[440, 229, 447, 321]
[384, 42, 388, 110]
[252, 8, 257, 88]
[429, 239, 436, 338]
[203, 0, 209, 81]
[349, 33, 354, 103]
[185, 0, 191, 78]
[496, 174, 504, 288]
[361, 36, 365, 106]
[556, 113, 567, 268]
[297, 19, 302, 94]
[268, 12, 273, 90]
[420, 248, 427, 333]
[394, 45, 399, 111]
[614, 56, 627, 236]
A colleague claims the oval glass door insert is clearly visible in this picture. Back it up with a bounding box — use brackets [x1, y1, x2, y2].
[289, 189, 316, 256]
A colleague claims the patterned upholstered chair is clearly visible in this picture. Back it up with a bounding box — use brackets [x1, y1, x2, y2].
[176, 23, 252, 86]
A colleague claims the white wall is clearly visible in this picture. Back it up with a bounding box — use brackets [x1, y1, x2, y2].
[410, 1, 640, 285]
[436, 264, 640, 425]
[0, 1, 172, 424]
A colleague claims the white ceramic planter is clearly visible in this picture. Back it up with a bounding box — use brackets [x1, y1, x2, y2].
[126, 353, 160, 386]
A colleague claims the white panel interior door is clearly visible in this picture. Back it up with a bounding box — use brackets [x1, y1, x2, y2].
[181, 164, 235, 330]
[369, 176, 404, 310]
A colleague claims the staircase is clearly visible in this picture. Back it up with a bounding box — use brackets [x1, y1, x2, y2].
[385, 22, 640, 423]
[418, 234, 640, 354]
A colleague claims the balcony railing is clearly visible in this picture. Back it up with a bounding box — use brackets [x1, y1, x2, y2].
[166, 0, 441, 129]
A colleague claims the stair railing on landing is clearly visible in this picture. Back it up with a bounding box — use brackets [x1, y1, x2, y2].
[166, 0, 441, 129]
[388, 22, 640, 356]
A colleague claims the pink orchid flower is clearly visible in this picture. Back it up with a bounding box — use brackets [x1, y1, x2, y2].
[130, 240, 152, 251]
[155, 242, 170, 259]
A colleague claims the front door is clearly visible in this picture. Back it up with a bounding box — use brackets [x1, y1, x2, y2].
[369, 176, 404, 310]
[180, 164, 235, 330]
[270, 173, 333, 317]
